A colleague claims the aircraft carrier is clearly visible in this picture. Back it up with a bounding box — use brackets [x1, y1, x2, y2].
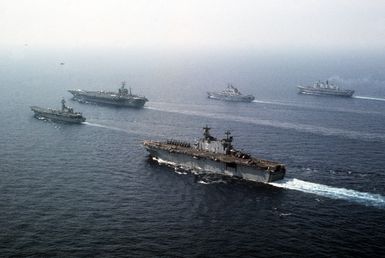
[30, 99, 86, 124]
[68, 81, 148, 108]
[144, 126, 286, 183]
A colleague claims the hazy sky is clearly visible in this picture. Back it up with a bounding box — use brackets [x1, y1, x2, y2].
[1, 0, 385, 50]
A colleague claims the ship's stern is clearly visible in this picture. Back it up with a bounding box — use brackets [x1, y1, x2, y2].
[267, 165, 286, 182]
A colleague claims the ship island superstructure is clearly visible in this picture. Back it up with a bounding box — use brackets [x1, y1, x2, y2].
[297, 80, 354, 97]
[144, 126, 285, 183]
[207, 84, 255, 102]
[68, 81, 148, 108]
[31, 99, 86, 124]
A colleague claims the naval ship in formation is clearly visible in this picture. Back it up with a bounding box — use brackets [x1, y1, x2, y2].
[68, 81, 148, 108]
[31, 99, 86, 124]
[207, 84, 255, 102]
[297, 80, 354, 97]
[144, 126, 286, 183]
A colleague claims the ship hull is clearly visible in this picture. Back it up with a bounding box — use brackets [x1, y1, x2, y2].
[31, 107, 85, 124]
[68, 90, 147, 108]
[145, 146, 285, 183]
[207, 92, 255, 102]
[297, 86, 354, 97]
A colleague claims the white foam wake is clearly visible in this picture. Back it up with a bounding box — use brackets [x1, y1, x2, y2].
[252, 99, 283, 105]
[83, 122, 131, 133]
[354, 96, 385, 102]
[270, 178, 385, 208]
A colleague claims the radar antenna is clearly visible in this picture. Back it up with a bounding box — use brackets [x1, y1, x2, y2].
[119, 81, 129, 95]
[203, 125, 211, 137]
[225, 130, 231, 140]
[61, 98, 66, 111]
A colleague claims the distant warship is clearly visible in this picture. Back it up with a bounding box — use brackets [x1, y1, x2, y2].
[297, 80, 354, 97]
[31, 99, 86, 124]
[68, 81, 148, 108]
[144, 126, 285, 183]
[207, 84, 255, 102]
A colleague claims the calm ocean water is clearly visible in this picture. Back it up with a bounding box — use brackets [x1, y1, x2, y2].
[1, 48, 385, 256]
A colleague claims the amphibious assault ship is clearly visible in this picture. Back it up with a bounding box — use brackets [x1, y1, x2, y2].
[31, 99, 86, 124]
[144, 126, 286, 183]
[207, 84, 255, 102]
[68, 81, 148, 108]
[297, 80, 354, 97]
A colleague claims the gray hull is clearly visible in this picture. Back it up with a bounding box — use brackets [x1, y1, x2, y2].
[207, 92, 255, 102]
[145, 146, 285, 183]
[31, 107, 85, 124]
[68, 90, 147, 108]
[298, 86, 354, 97]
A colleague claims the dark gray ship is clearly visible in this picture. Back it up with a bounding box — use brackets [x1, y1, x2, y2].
[68, 81, 148, 108]
[144, 126, 286, 183]
[298, 80, 354, 97]
[31, 99, 86, 124]
[207, 84, 255, 102]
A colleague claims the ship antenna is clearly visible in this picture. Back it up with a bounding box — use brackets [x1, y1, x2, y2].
[225, 130, 231, 140]
[203, 125, 211, 139]
[61, 98, 66, 111]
